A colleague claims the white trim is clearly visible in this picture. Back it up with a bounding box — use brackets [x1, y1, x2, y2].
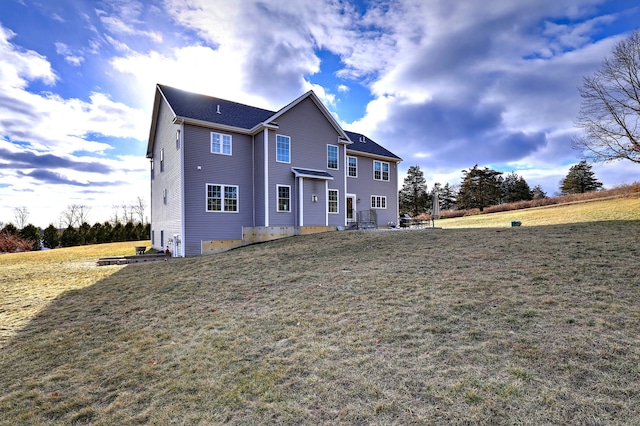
[373, 160, 390, 182]
[328, 187, 339, 216]
[210, 132, 232, 156]
[179, 123, 185, 257]
[298, 176, 304, 226]
[371, 195, 387, 209]
[327, 144, 339, 170]
[346, 193, 356, 225]
[206, 183, 239, 213]
[276, 184, 291, 212]
[276, 134, 291, 163]
[347, 156, 358, 178]
[264, 130, 269, 227]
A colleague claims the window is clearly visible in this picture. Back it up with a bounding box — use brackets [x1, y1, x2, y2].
[374, 160, 389, 181]
[347, 156, 357, 177]
[328, 189, 339, 213]
[160, 148, 164, 172]
[371, 195, 387, 209]
[327, 144, 339, 169]
[206, 184, 238, 212]
[176, 129, 181, 149]
[150, 159, 154, 180]
[163, 188, 167, 205]
[277, 185, 290, 212]
[276, 135, 290, 163]
[211, 132, 232, 155]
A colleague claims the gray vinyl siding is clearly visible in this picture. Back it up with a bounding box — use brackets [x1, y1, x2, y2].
[269, 97, 346, 227]
[346, 153, 400, 226]
[182, 125, 254, 255]
[150, 100, 182, 251]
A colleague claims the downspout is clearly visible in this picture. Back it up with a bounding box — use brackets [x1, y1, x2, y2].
[252, 134, 255, 227]
[325, 180, 329, 226]
[263, 129, 269, 227]
[179, 122, 186, 257]
[343, 140, 347, 227]
[298, 176, 304, 226]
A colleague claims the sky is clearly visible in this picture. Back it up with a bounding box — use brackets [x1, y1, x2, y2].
[1, 0, 639, 228]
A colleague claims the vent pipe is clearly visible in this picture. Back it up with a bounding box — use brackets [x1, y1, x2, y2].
[216, 105, 221, 114]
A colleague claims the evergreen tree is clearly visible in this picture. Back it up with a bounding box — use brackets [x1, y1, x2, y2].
[19, 224, 41, 251]
[457, 165, 503, 211]
[560, 160, 603, 194]
[43, 224, 60, 249]
[531, 185, 547, 200]
[440, 183, 458, 210]
[60, 225, 80, 247]
[500, 172, 533, 203]
[399, 165, 429, 216]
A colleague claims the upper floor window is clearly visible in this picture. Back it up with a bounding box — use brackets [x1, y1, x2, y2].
[327, 144, 339, 169]
[277, 185, 290, 212]
[276, 135, 290, 163]
[371, 195, 387, 209]
[328, 189, 339, 213]
[176, 129, 181, 149]
[211, 132, 232, 155]
[206, 184, 238, 212]
[347, 156, 357, 177]
[160, 148, 164, 172]
[374, 160, 389, 181]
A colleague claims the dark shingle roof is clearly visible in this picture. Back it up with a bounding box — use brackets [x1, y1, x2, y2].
[158, 84, 275, 129]
[155, 85, 401, 161]
[292, 168, 334, 179]
[344, 130, 401, 160]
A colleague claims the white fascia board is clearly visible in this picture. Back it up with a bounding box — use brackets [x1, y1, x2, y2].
[346, 149, 403, 163]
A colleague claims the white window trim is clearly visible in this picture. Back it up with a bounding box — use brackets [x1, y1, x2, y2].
[328, 189, 339, 214]
[373, 160, 390, 182]
[206, 183, 239, 213]
[276, 184, 291, 212]
[327, 144, 339, 170]
[371, 195, 387, 209]
[347, 156, 357, 178]
[210, 132, 233, 156]
[276, 134, 291, 164]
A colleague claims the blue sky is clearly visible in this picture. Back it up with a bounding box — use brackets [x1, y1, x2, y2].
[1, 0, 639, 227]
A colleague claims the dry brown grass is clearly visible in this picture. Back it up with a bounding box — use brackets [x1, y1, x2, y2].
[1, 219, 640, 424]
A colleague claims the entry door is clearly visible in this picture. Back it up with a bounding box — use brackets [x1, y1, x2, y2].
[346, 195, 355, 221]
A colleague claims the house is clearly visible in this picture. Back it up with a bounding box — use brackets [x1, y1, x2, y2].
[146, 84, 402, 256]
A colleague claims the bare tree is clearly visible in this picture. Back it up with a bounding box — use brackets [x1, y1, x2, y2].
[131, 196, 147, 225]
[59, 204, 91, 228]
[573, 29, 640, 164]
[13, 207, 29, 229]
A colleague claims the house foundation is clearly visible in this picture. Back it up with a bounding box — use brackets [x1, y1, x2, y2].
[200, 226, 336, 255]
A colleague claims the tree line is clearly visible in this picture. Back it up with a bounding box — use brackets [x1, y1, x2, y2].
[0, 198, 150, 253]
[400, 160, 603, 217]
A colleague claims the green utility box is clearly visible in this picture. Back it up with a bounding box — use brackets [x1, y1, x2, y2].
[511, 220, 522, 227]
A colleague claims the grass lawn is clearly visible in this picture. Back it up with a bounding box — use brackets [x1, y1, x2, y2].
[1, 203, 639, 424]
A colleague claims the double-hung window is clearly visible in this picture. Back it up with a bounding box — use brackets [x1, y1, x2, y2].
[276, 135, 290, 163]
[206, 184, 238, 212]
[371, 195, 386, 209]
[277, 185, 290, 212]
[328, 189, 339, 213]
[374, 160, 389, 181]
[327, 144, 339, 169]
[211, 132, 232, 155]
[347, 156, 357, 177]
